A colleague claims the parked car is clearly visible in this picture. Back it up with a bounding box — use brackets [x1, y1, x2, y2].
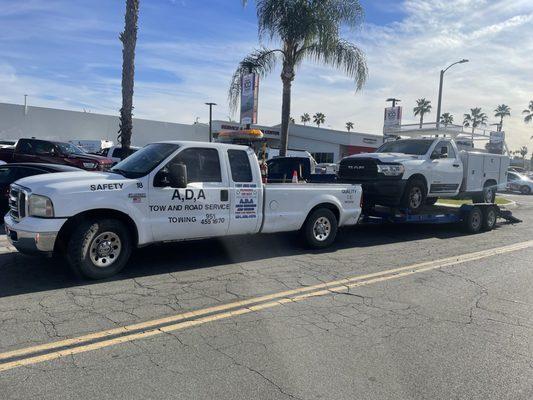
[0, 163, 81, 212]
[338, 137, 509, 212]
[97, 145, 140, 165]
[0, 140, 16, 149]
[506, 171, 532, 195]
[0, 138, 113, 171]
[266, 156, 336, 183]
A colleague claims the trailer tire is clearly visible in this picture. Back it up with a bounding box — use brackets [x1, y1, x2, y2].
[66, 218, 132, 280]
[463, 206, 483, 234]
[302, 208, 338, 249]
[482, 206, 497, 231]
[401, 178, 426, 213]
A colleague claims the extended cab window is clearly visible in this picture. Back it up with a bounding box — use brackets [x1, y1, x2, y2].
[171, 148, 221, 183]
[33, 141, 56, 155]
[228, 150, 253, 182]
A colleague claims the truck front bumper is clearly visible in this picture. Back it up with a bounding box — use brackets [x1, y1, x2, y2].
[360, 179, 406, 206]
[3, 214, 67, 255]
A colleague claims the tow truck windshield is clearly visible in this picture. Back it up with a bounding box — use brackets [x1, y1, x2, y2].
[111, 143, 179, 178]
[376, 139, 434, 155]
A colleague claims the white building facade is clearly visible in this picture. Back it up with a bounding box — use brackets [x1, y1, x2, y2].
[0, 102, 382, 161]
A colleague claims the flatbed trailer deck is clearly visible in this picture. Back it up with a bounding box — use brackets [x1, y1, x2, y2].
[361, 204, 521, 233]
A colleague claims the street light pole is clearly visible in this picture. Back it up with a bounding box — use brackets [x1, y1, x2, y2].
[205, 102, 217, 142]
[436, 59, 469, 129]
[386, 98, 401, 107]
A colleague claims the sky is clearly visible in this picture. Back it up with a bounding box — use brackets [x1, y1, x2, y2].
[0, 0, 532, 150]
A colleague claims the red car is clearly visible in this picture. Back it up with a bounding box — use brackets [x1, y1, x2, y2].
[0, 138, 113, 171]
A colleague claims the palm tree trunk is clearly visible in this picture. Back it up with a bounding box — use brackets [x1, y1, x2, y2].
[118, 0, 139, 157]
[499, 116, 503, 132]
[419, 114, 423, 129]
[279, 63, 294, 157]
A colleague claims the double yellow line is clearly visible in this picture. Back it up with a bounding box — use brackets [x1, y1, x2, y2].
[1, 240, 532, 372]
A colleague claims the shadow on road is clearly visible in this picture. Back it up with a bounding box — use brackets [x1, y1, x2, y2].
[0, 222, 480, 298]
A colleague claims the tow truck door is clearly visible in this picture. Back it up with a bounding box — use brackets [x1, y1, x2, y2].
[428, 140, 463, 195]
[149, 147, 231, 241]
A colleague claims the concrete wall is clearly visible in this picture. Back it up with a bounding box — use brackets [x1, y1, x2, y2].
[0, 103, 209, 146]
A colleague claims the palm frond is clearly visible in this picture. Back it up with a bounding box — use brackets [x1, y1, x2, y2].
[303, 39, 368, 90]
[228, 48, 281, 113]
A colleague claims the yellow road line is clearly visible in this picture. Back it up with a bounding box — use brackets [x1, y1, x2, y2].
[0, 240, 532, 372]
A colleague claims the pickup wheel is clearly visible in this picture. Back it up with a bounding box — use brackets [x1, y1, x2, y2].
[66, 219, 132, 279]
[401, 178, 426, 213]
[520, 185, 531, 195]
[473, 182, 496, 203]
[302, 208, 338, 249]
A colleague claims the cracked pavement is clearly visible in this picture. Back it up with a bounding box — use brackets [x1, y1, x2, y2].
[0, 193, 532, 399]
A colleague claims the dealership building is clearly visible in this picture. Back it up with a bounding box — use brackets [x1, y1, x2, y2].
[0, 102, 382, 161]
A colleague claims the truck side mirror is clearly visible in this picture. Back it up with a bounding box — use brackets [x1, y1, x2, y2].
[168, 163, 187, 188]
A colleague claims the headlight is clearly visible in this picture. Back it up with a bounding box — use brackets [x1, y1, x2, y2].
[377, 164, 405, 176]
[83, 162, 97, 169]
[28, 194, 54, 218]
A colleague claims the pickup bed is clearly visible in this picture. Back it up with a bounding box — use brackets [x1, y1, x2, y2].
[5, 141, 362, 279]
[0, 138, 113, 171]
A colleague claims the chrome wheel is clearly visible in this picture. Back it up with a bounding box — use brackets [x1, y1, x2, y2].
[313, 217, 331, 242]
[89, 231, 122, 268]
[409, 187, 423, 209]
[484, 187, 494, 203]
[486, 209, 497, 228]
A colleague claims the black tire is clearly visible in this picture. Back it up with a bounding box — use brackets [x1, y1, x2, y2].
[400, 178, 426, 213]
[66, 218, 132, 279]
[425, 197, 438, 206]
[301, 208, 338, 249]
[473, 182, 496, 203]
[482, 206, 498, 231]
[520, 185, 531, 195]
[463, 206, 483, 234]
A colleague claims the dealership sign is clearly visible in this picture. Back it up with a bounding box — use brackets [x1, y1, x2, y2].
[240, 73, 259, 125]
[383, 106, 402, 132]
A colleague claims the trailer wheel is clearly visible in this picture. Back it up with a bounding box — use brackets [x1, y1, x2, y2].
[66, 218, 132, 279]
[302, 208, 338, 248]
[482, 206, 497, 231]
[463, 206, 483, 234]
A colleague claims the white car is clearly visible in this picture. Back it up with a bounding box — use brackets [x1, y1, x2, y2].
[4, 141, 362, 279]
[98, 145, 140, 165]
[507, 172, 532, 195]
[338, 138, 509, 212]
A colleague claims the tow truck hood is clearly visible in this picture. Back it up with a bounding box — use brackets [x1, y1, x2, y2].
[347, 152, 422, 163]
[14, 171, 137, 197]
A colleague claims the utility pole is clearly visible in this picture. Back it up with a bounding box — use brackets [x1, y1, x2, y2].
[436, 59, 469, 129]
[205, 102, 217, 142]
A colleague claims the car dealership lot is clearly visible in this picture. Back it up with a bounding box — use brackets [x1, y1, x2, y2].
[0, 194, 532, 400]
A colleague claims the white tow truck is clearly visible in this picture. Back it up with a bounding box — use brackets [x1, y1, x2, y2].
[4, 141, 362, 279]
[339, 137, 509, 212]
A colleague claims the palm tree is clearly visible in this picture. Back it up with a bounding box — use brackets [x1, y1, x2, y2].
[300, 113, 310, 125]
[313, 112, 326, 127]
[413, 98, 432, 129]
[494, 104, 511, 132]
[440, 112, 454, 127]
[346, 122, 354, 132]
[117, 0, 140, 158]
[523, 101, 533, 124]
[463, 107, 488, 134]
[289, 116, 295, 124]
[230, 1, 368, 156]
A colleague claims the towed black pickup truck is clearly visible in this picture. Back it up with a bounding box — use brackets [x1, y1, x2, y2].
[0, 138, 113, 171]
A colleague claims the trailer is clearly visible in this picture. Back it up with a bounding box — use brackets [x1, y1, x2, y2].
[361, 203, 521, 233]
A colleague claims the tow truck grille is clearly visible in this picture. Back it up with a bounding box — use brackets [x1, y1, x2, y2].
[9, 185, 27, 222]
[338, 158, 379, 181]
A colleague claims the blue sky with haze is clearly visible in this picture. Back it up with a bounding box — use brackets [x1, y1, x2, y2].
[0, 0, 532, 149]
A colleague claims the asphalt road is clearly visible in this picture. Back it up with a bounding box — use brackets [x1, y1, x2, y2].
[0, 194, 532, 399]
